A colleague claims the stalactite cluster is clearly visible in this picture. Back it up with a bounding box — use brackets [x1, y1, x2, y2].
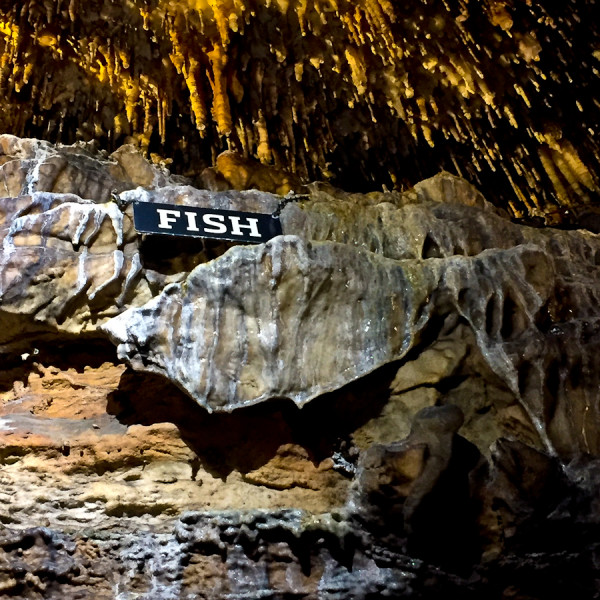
[0, 0, 598, 217]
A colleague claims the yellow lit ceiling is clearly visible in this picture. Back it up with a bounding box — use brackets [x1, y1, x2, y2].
[0, 0, 598, 218]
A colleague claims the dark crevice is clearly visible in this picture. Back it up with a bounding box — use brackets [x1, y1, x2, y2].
[138, 234, 238, 275]
[517, 361, 532, 397]
[421, 233, 443, 259]
[570, 358, 583, 390]
[0, 334, 119, 392]
[501, 293, 518, 339]
[485, 295, 497, 337]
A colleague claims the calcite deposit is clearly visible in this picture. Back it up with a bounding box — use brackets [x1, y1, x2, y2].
[1, 136, 600, 598]
[0, 1, 598, 218]
[104, 177, 600, 462]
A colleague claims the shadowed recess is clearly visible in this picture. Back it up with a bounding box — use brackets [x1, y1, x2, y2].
[106, 361, 400, 479]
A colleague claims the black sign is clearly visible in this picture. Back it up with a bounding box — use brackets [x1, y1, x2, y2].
[133, 201, 282, 243]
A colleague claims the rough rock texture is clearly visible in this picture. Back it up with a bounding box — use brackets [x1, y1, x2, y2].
[104, 235, 433, 411]
[0, 135, 278, 347]
[2, 138, 600, 598]
[105, 178, 600, 462]
[2, 404, 600, 599]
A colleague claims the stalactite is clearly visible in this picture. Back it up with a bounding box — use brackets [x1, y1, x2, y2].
[0, 0, 598, 219]
[207, 43, 232, 136]
[185, 56, 208, 134]
[255, 109, 271, 163]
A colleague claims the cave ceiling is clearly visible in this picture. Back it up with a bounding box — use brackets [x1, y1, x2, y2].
[0, 0, 598, 218]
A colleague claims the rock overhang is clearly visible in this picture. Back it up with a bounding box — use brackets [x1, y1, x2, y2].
[2, 142, 600, 459]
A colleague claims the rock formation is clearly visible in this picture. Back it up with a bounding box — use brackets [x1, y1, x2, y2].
[0, 1, 598, 218]
[1, 135, 600, 597]
[1, 1, 600, 598]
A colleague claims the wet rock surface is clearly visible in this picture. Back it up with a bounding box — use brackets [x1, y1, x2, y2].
[1, 138, 600, 598]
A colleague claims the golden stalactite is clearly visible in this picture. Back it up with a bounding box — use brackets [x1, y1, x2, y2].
[485, 0, 513, 32]
[185, 56, 209, 134]
[207, 43, 232, 136]
[560, 142, 595, 193]
[538, 146, 570, 208]
[344, 45, 367, 96]
[294, 0, 309, 35]
[255, 109, 271, 163]
[207, 0, 232, 46]
[167, 23, 185, 74]
[125, 80, 140, 124]
[0, 0, 598, 220]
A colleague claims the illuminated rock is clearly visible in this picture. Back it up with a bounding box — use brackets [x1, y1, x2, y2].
[0, 134, 173, 199]
[0, 1, 599, 592]
[2, 137, 600, 461]
[0, 2, 598, 217]
[103, 235, 434, 411]
[0, 137, 189, 348]
[1, 137, 600, 597]
[103, 193, 600, 460]
[0, 192, 148, 345]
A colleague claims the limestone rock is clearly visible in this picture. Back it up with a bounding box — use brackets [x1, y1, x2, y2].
[2, 385, 600, 599]
[110, 167, 600, 461]
[3, 138, 600, 462]
[0, 137, 196, 347]
[0, 191, 149, 346]
[0, 139, 269, 349]
[3, 136, 600, 597]
[118, 181, 282, 215]
[476, 439, 568, 559]
[389, 339, 469, 394]
[0, 134, 174, 200]
[350, 405, 482, 569]
[214, 150, 305, 195]
[102, 208, 600, 461]
[0, 351, 348, 534]
[102, 235, 435, 412]
[241, 443, 338, 491]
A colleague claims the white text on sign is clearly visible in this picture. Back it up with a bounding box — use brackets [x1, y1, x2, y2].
[156, 209, 261, 238]
[132, 201, 282, 243]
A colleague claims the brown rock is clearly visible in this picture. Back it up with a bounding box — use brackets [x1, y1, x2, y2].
[242, 443, 338, 491]
[352, 405, 482, 569]
[215, 150, 304, 195]
[0, 135, 169, 201]
[476, 439, 566, 558]
[109, 144, 164, 189]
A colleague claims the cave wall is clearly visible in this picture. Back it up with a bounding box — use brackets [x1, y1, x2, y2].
[1, 138, 600, 598]
[1, 1, 600, 598]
